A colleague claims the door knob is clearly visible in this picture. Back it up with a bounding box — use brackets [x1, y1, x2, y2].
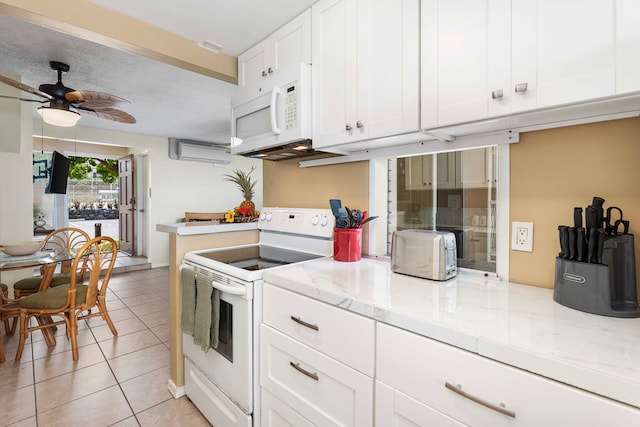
[345, 124, 353, 131]
[515, 82, 528, 93]
[356, 120, 363, 129]
[491, 89, 503, 99]
[261, 70, 268, 77]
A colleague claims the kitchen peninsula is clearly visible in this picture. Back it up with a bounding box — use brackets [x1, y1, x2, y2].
[261, 257, 640, 425]
[156, 221, 259, 396]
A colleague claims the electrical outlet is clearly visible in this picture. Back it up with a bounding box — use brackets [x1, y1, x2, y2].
[512, 221, 534, 252]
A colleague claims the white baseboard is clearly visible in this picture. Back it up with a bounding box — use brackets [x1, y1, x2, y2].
[167, 379, 185, 399]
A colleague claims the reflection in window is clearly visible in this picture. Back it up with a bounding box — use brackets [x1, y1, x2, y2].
[388, 146, 497, 273]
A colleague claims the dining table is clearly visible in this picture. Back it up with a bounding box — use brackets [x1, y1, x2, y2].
[0, 247, 77, 360]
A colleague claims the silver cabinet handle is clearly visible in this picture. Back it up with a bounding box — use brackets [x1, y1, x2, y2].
[356, 120, 363, 129]
[290, 362, 319, 381]
[268, 67, 273, 74]
[514, 82, 528, 93]
[290, 315, 319, 331]
[491, 89, 503, 99]
[261, 70, 268, 77]
[346, 124, 353, 131]
[445, 382, 516, 418]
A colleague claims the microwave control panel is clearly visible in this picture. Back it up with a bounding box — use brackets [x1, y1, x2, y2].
[283, 83, 298, 131]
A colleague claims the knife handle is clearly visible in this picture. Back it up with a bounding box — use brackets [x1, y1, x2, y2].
[573, 207, 583, 229]
[568, 227, 576, 260]
[576, 227, 585, 262]
[588, 227, 597, 262]
[558, 226, 566, 257]
[592, 197, 605, 229]
[560, 226, 570, 259]
[585, 207, 596, 238]
[596, 229, 606, 264]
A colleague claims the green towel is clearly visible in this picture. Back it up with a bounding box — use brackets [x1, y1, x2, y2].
[194, 273, 213, 352]
[180, 267, 196, 336]
[211, 288, 220, 349]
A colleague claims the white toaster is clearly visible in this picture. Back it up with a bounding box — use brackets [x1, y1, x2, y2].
[391, 230, 457, 281]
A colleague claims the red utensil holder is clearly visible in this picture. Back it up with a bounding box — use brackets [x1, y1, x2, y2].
[333, 228, 362, 262]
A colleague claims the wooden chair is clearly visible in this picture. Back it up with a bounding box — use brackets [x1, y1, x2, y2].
[13, 227, 90, 298]
[185, 212, 224, 222]
[15, 236, 119, 361]
[0, 283, 17, 363]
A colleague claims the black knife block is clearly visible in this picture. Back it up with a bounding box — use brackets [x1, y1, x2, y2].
[554, 234, 640, 317]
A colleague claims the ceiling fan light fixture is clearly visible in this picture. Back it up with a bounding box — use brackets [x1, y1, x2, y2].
[37, 106, 81, 127]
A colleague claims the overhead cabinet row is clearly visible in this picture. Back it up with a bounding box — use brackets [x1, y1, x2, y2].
[236, 0, 640, 154]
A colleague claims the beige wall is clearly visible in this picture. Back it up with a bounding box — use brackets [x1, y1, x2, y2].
[510, 117, 640, 289]
[263, 157, 369, 210]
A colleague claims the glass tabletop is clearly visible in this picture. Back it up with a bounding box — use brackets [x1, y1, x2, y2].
[0, 249, 76, 271]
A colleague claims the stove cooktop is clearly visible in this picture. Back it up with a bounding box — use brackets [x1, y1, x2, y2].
[195, 244, 324, 272]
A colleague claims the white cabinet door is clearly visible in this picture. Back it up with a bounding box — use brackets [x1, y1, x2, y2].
[376, 381, 466, 427]
[238, 10, 311, 89]
[262, 389, 315, 427]
[313, 0, 419, 148]
[360, 0, 420, 140]
[436, 152, 456, 189]
[261, 324, 374, 427]
[616, 0, 640, 94]
[312, 0, 358, 146]
[377, 323, 640, 427]
[421, 0, 511, 128]
[405, 155, 432, 190]
[459, 148, 489, 188]
[512, 0, 616, 111]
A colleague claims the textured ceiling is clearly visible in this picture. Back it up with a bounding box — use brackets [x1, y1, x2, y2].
[0, 1, 316, 145]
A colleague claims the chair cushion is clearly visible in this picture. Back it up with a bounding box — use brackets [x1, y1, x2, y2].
[19, 284, 88, 310]
[13, 272, 82, 290]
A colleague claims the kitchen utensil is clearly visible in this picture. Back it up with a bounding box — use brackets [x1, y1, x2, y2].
[568, 227, 576, 260]
[604, 206, 624, 235]
[585, 206, 597, 240]
[329, 199, 342, 219]
[336, 207, 348, 228]
[559, 226, 569, 258]
[359, 216, 378, 228]
[592, 196, 605, 229]
[596, 229, 606, 263]
[351, 209, 362, 228]
[573, 207, 583, 228]
[576, 227, 585, 262]
[588, 227, 597, 262]
[557, 226, 566, 258]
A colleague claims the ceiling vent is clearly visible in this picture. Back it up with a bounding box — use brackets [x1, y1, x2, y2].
[168, 138, 231, 164]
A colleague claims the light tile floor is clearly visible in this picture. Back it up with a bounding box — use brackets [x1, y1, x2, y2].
[0, 265, 211, 427]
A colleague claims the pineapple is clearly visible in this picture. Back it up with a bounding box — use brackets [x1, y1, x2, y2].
[224, 167, 256, 215]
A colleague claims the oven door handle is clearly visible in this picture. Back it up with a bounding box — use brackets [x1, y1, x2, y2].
[211, 281, 247, 296]
[180, 263, 247, 296]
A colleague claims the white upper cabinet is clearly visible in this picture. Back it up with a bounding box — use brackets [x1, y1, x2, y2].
[238, 10, 311, 89]
[312, 0, 420, 148]
[512, 0, 616, 112]
[616, 0, 640, 94]
[421, 0, 511, 128]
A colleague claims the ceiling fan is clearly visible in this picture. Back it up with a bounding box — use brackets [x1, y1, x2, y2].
[0, 60, 136, 127]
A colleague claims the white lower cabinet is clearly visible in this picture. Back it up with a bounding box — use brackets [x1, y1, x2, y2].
[261, 283, 375, 426]
[377, 323, 640, 427]
[376, 381, 466, 427]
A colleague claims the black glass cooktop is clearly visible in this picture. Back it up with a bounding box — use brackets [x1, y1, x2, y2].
[197, 245, 323, 272]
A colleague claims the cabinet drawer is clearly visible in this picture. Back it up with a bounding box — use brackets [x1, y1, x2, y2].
[377, 323, 640, 427]
[262, 389, 315, 427]
[261, 324, 373, 427]
[263, 283, 375, 375]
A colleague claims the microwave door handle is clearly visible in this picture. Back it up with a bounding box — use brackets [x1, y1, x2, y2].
[270, 86, 282, 135]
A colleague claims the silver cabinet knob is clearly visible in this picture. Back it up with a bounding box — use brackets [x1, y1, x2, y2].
[261, 70, 267, 77]
[268, 67, 273, 74]
[491, 89, 503, 99]
[345, 124, 353, 131]
[515, 82, 528, 93]
[356, 120, 363, 129]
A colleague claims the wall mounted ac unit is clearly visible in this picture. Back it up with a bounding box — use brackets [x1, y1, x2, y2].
[168, 138, 231, 164]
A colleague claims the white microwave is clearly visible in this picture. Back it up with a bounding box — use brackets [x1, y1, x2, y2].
[230, 63, 312, 159]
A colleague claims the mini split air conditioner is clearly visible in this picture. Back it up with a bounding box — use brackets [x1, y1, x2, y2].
[168, 138, 231, 164]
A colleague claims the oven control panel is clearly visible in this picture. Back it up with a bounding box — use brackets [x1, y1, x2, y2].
[259, 207, 334, 237]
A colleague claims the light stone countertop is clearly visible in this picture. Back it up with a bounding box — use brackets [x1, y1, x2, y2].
[262, 256, 640, 409]
[156, 221, 258, 235]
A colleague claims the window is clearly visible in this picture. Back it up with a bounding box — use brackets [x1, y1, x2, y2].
[386, 146, 497, 274]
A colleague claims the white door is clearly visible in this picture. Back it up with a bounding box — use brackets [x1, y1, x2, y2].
[312, 0, 358, 148]
[238, 45, 268, 89]
[272, 9, 311, 76]
[616, 0, 640, 94]
[512, 0, 616, 111]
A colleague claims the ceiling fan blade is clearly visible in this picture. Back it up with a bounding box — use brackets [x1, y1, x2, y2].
[66, 90, 129, 109]
[0, 94, 47, 103]
[0, 74, 54, 100]
[77, 107, 136, 124]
